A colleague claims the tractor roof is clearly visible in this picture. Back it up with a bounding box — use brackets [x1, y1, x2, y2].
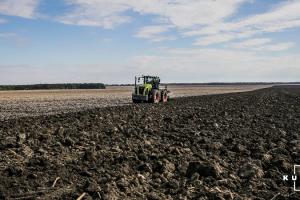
[141, 75, 159, 79]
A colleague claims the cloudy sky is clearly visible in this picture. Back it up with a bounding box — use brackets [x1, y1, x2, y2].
[0, 0, 300, 84]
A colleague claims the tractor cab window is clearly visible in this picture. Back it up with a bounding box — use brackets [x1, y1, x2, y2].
[136, 76, 160, 89]
[137, 77, 144, 85]
[146, 77, 160, 89]
[145, 77, 154, 84]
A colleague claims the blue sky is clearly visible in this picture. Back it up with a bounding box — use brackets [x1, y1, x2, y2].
[0, 0, 300, 84]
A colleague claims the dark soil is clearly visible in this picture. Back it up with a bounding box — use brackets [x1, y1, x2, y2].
[0, 86, 300, 199]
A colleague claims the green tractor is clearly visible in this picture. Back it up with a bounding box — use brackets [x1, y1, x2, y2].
[132, 75, 169, 103]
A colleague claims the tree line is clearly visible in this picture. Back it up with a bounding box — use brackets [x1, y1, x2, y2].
[0, 83, 106, 90]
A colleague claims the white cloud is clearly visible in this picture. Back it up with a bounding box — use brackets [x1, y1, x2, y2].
[135, 26, 170, 38]
[188, 0, 300, 46]
[0, 0, 39, 18]
[1, 44, 300, 84]
[230, 38, 272, 48]
[135, 25, 175, 42]
[0, 0, 299, 48]
[63, 0, 297, 34]
[234, 1, 300, 29]
[198, 0, 300, 35]
[150, 36, 176, 42]
[58, 0, 300, 47]
[229, 38, 294, 51]
[59, 0, 247, 29]
[128, 0, 247, 28]
[252, 42, 295, 52]
[193, 30, 261, 46]
[258, 19, 300, 33]
[194, 34, 236, 46]
[2, 47, 300, 84]
[129, 47, 300, 82]
[59, 0, 131, 29]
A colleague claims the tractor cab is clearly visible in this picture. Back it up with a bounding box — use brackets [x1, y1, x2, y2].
[137, 76, 160, 89]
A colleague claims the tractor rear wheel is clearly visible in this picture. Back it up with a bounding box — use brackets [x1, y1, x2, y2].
[151, 90, 161, 103]
[161, 90, 168, 102]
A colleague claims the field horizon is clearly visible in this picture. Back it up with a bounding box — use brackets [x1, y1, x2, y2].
[0, 84, 270, 120]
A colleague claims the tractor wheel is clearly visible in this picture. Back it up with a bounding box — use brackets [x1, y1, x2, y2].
[151, 90, 161, 103]
[161, 90, 168, 102]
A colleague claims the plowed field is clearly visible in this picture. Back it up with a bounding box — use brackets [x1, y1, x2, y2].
[0, 86, 299, 199]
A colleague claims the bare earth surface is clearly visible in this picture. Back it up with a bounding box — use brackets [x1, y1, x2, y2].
[0, 86, 299, 199]
[0, 85, 269, 120]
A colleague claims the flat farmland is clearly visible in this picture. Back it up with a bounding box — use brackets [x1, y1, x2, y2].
[1, 86, 299, 199]
[0, 85, 270, 120]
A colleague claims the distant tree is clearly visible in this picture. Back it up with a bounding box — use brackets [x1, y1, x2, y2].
[0, 83, 106, 90]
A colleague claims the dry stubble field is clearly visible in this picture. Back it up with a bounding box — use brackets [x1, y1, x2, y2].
[0, 85, 269, 120]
